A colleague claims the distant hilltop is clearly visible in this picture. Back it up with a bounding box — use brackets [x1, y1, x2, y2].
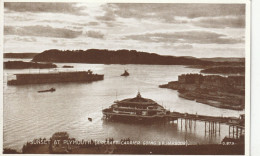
[32, 49, 244, 66]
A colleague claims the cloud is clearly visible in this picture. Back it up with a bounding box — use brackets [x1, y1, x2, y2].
[192, 16, 245, 28]
[4, 2, 85, 15]
[5, 36, 37, 43]
[88, 22, 99, 26]
[15, 37, 37, 42]
[5, 25, 82, 38]
[104, 3, 245, 23]
[86, 30, 104, 39]
[52, 39, 58, 43]
[123, 31, 243, 44]
[96, 5, 116, 21]
[174, 44, 193, 49]
[161, 43, 193, 50]
[7, 15, 34, 21]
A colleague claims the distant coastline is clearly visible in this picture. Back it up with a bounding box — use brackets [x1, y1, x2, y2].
[200, 66, 245, 75]
[4, 53, 38, 59]
[3, 50, 245, 67]
[4, 61, 57, 69]
[29, 49, 245, 66]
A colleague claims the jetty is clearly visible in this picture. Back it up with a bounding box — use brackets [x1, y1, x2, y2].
[164, 112, 245, 138]
[104, 110, 244, 139]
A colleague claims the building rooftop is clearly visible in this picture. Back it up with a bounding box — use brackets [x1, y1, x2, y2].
[115, 92, 157, 105]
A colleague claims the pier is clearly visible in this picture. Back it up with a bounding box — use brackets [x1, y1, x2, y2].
[165, 112, 245, 138]
[102, 92, 244, 139]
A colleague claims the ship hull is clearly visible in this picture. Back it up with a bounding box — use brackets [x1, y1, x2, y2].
[8, 72, 104, 85]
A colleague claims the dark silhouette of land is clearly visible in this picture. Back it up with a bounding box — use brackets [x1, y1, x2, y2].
[160, 74, 245, 110]
[4, 61, 57, 69]
[32, 49, 244, 66]
[4, 53, 38, 58]
[3, 148, 20, 154]
[3, 131, 244, 154]
[200, 57, 245, 63]
[201, 66, 245, 74]
[4, 144, 244, 154]
[7, 70, 104, 85]
[16, 144, 244, 154]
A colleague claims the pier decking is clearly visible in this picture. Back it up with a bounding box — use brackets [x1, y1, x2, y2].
[165, 112, 244, 138]
[104, 111, 244, 138]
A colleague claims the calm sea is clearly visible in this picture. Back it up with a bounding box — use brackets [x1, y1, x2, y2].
[3, 59, 244, 151]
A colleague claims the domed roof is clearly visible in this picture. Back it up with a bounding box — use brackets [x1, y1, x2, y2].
[116, 92, 157, 105]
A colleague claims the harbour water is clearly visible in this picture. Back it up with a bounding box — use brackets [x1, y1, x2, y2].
[3, 59, 244, 151]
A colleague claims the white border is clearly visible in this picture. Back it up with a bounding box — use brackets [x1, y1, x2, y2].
[251, 0, 260, 156]
[1, 0, 250, 3]
[245, 1, 251, 155]
[0, 0, 4, 155]
[0, 0, 251, 156]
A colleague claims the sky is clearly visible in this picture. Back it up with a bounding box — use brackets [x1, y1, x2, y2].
[4, 3, 246, 58]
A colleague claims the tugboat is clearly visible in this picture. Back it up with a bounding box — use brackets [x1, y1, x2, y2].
[38, 88, 56, 93]
[121, 70, 129, 76]
[102, 92, 169, 123]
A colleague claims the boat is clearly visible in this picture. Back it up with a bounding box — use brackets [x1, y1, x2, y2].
[102, 92, 169, 123]
[38, 88, 56, 93]
[121, 70, 129, 76]
[62, 65, 74, 68]
[7, 70, 104, 85]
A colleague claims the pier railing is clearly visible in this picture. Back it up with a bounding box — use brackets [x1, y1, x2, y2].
[166, 111, 244, 138]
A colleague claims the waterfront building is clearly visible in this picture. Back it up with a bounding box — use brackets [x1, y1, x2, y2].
[102, 92, 169, 122]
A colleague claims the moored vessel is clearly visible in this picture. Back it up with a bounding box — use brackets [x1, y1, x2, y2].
[8, 70, 104, 85]
[62, 65, 74, 68]
[121, 70, 129, 76]
[38, 88, 56, 93]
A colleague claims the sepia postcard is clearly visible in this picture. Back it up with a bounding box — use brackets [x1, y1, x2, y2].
[1, 0, 250, 155]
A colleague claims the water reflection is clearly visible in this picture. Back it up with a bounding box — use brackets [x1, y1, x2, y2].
[3, 60, 243, 151]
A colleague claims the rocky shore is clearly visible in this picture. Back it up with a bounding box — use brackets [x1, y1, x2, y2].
[159, 74, 245, 110]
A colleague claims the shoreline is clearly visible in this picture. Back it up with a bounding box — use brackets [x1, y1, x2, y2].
[159, 74, 245, 111]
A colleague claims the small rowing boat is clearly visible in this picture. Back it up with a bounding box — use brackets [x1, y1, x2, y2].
[38, 88, 56, 93]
